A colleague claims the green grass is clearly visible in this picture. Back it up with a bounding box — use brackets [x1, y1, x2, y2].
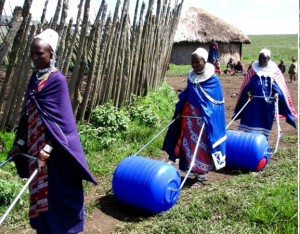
[0, 83, 179, 232]
[242, 34, 298, 65]
[79, 82, 178, 177]
[115, 146, 298, 234]
[1, 79, 297, 233]
[166, 34, 298, 77]
[166, 64, 190, 77]
[0, 34, 298, 233]
[0, 132, 29, 231]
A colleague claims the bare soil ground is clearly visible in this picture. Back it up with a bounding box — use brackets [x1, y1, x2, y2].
[82, 73, 298, 234]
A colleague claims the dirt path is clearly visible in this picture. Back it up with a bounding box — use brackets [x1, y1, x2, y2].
[82, 73, 298, 234]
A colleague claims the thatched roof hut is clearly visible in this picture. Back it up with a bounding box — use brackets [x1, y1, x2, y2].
[170, 7, 251, 65]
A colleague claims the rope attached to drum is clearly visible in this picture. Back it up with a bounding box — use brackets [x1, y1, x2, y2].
[112, 91, 283, 213]
[226, 91, 282, 154]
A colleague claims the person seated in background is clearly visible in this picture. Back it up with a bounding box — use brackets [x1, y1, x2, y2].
[224, 58, 235, 75]
[234, 61, 244, 73]
[214, 59, 221, 74]
[226, 58, 235, 69]
[278, 60, 286, 74]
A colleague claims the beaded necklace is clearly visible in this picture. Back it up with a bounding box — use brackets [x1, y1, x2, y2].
[259, 76, 273, 103]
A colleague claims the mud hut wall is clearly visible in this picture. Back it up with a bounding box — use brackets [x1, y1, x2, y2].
[170, 42, 209, 65]
[0, 0, 184, 130]
[170, 42, 242, 65]
[218, 42, 242, 65]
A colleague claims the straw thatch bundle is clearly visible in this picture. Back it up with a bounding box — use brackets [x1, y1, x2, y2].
[170, 7, 251, 65]
[174, 7, 250, 43]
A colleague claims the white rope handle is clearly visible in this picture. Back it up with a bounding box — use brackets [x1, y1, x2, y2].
[268, 94, 281, 155]
[133, 117, 179, 156]
[226, 95, 252, 129]
[226, 92, 281, 154]
[171, 122, 205, 191]
[0, 169, 38, 225]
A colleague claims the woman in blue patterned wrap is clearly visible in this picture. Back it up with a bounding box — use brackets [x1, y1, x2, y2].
[163, 48, 227, 189]
[233, 49, 296, 137]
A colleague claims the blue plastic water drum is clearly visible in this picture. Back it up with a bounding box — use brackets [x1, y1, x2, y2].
[112, 155, 181, 213]
[226, 130, 271, 171]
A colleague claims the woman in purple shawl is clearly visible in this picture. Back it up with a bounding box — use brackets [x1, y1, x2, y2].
[8, 29, 97, 234]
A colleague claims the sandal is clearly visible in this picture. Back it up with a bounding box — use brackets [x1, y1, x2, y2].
[191, 181, 204, 189]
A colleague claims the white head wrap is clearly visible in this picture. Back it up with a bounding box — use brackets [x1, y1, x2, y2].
[192, 47, 208, 62]
[34, 29, 59, 52]
[259, 48, 271, 58]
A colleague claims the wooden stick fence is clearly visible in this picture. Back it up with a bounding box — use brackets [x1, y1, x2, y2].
[0, 0, 184, 131]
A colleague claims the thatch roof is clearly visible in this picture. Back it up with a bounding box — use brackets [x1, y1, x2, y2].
[174, 7, 251, 44]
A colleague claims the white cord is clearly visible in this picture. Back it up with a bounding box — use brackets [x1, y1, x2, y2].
[172, 122, 205, 191]
[0, 169, 38, 225]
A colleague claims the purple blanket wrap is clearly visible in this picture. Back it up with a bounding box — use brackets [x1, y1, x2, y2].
[14, 69, 97, 233]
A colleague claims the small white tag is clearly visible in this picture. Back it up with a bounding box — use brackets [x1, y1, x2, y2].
[16, 139, 25, 146]
[43, 144, 53, 154]
[212, 151, 226, 170]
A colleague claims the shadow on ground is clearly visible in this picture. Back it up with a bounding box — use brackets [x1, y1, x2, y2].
[95, 174, 206, 223]
[95, 193, 154, 223]
[94, 167, 246, 224]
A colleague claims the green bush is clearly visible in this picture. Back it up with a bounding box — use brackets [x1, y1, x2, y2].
[242, 34, 297, 64]
[78, 84, 178, 153]
[129, 98, 159, 127]
[77, 123, 103, 152]
[0, 179, 26, 206]
[78, 101, 130, 150]
[90, 101, 130, 132]
[129, 82, 178, 127]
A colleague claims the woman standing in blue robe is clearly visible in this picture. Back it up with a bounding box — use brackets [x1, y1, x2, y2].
[233, 49, 296, 137]
[163, 48, 226, 188]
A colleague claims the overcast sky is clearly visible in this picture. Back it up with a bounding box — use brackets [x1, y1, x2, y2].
[3, 0, 299, 35]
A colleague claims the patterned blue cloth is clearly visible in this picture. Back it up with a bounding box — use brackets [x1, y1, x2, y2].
[233, 74, 296, 136]
[163, 70, 226, 170]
